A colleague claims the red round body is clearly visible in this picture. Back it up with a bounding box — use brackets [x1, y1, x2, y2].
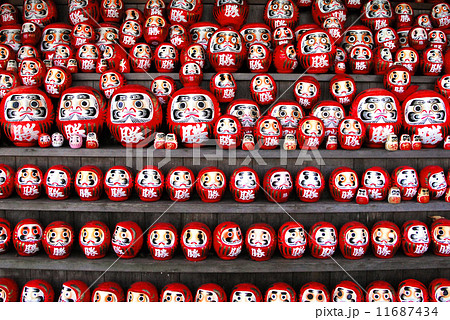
[71, 23, 95, 49]
[350, 88, 402, 148]
[210, 72, 236, 103]
[179, 62, 203, 87]
[273, 44, 298, 73]
[95, 23, 120, 51]
[160, 283, 193, 302]
[99, 69, 126, 100]
[401, 220, 430, 257]
[108, 84, 162, 148]
[68, 0, 99, 25]
[195, 283, 227, 302]
[339, 221, 369, 259]
[295, 167, 325, 202]
[329, 74, 356, 107]
[207, 27, 246, 73]
[196, 167, 226, 203]
[104, 166, 134, 201]
[0, 3, 19, 26]
[214, 0, 248, 29]
[391, 166, 419, 200]
[398, 279, 429, 302]
[147, 222, 178, 260]
[112, 221, 143, 259]
[263, 0, 298, 30]
[13, 218, 43, 256]
[245, 223, 276, 261]
[348, 44, 373, 74]
[92, 282, 125, 302]
[311, 0, 347, 26]
[395, 3, 413, 28]
[371, 220, 401, 259]
[333, 47, 347, 73]
[428, 29, 447, 53]
[167, 87, 219, 147]
[373, 47, 394, 75]
[0, 24, 21, 52]
[42, 220, 74, 259]
[297, 29, 335, 73]
[40, 23, 72, 60]
[77, 43, 100, 73]
[240, 23, 273, 51]
[190, 22, 220, 49]
[214, 114, 242, 149]
[402, 90, 450, 148]
[296, 116, 325, 149]
[422, 47, 444, 76]
[101, 0, 123, 23]
[0, 44, 15, 69]
[254, 116, 282, 150]
[59, 280, 90, 302]
[395, 47, 419, 74]
[308, 221, 338, 259]
[181, 222, 211, 261]
[431, 218, 450, 256]
[180, 43, 206, 69]
[268, 100, 304, 137]
[383, 65, 411, 100]
[0, 277, 18, 302]
[366, 280, 396, 302]
[337, 117, 366, 150]
[263, 167, 293, 203]
[311, 101, 344, 137]
[135, 166, 164, 202]
[57, 86, 106, 141]
[44, 165, 73, 200]
[21, 22, 42, 47]
[229, 166, 259, 203]
[44, 67, 72, 99]
[0, 218, 11, 254]
[127, 281, 158, 302]
[299, 282, 330, 302]
[247, 44, 272, 73]
[75, 165, 103, 201]
[420, 165, 447, 199]
[293, 76, 320, 109]
[18, 58, 46, 87]
[361, 166, 390, 201]
[226, 99, 260, 135]
[361, 0, 394, 31]
[14, 164, 43, 200]
[168, 0, 203, 28]
[431, 3, 450, 29]
[375, 27, 398, 52]
[265, 282, 297, 302]
[278, 221, 307, 259]
[0, 164, 14, 199]
[332, 281, 364, 302]
[213, 221, 243, 260]
[23, 0, 57, 27]
[154, 43, 178, 73]
[169, 24, 190, 50]
[79, 220, 110, 259]
[129, 43, 152, 73]
[329, 167, 358, 202]
[165, 166, 195, 201]
[250, 73, 276, 106]
[151, 76, 176, 105]
[273, 26, 294, 47]
[429, 278, 450, 302]
[143, 15, 169, 46]
[21, 279, 54, 302]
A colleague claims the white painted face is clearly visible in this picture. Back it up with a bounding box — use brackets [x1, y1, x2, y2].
[434, 226, 450, 244]
[182, 229, 207, 248]
[58, 285, 78, 302]
[270, 171, 292, 189]
[190, 26, 218, 47]
[398, 286, 425, 302]
[266, 289, 291, 302]
[396, 169, 418, 187]
[429, 171, 447, 191]
[149, 229, 175, 248]
[363, 170, 386, 188]
[93, 290, 118, 302]
[209, 30, 242, 53]
[301, 32, 332, 54]
[228, 104, 260, 127]
[169, 170, 192, 188]
[22, 286, 45, 302]
[379, 47, 392, 61]
[333, 287, 357, 302]
[318, 0, 345, 13]
[365, 0, 392, 18]
[200, 171, 224, 189]
[46, 169, 68, 187]
[301, 288, 327, 302]
[334, 172, 357, 190]
[234, 171, 257, 189]
[315, 227, 337, 246]
[270, 104, 303, 128]
[357, 96, 398, 123]
[345, 228, 368, 246]
[313, 105, 343, 129]
[137, 169, 162, 187]
[112, 225, 132, 246]
[232, 291, 256, 302]
[339, 119, 362, 135]
[0, 169, 7, 185]
[247, 229, 271, 247]
[41, 27, 71, 52]
[404, 96, 447, 125]
[331, 80, 354, 97]
[241, 27, 272, 49]
[259, 119, 280, 136]
[407, 225, 429, 244]
[432, 3, 450, 19]
[368, 288, 394, 302]
[251, 75, 274, 92]
[105, 169, 130, 187]
[170, 94, 215, 123]
[377, 28, 395, 42]
[284, 227, 306, 246]
[373, 227, 398, 245]
[298, 170, 321, 189]
[426, 49, 443, 63]
[351, 46, 372, 61]
[3, 94, 48, 122]
[195, 289, 219, 302]
[214, 73, 234, 88]
[18, 168, 41, 185]
[296, 81, 317, 98]
[157, 45, 176, 59]
[248, 44, 266, 59]
[435, 286, 450, 302]
[59, 93, 99, 121]
[110, 92, 153, 124]
[162, 290, 185, 302]
[182, 62, 201, 75]
[216, 117, 238, 134]
[76, 170, 98, 188]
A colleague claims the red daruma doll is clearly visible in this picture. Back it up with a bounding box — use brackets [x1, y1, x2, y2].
[0, 218, 11, 254]
[165, 166, 194, 202]
[207, 27, 246, 73]
[79, 220, 110, 259]
[15, 164, 44, 200]
[296, 116, 325, 149]
[245, 223, 276, 261]
[391, 166, 419, 201]
[214, 114, 242, 149]
[196, 167, 226, 203]
[229, 166, 260, 203]
[299, 282, 330, 302]
[44, 165, 73, 201]
[181, 222, 212, 262]
[371, 220, 401, 259]
[42, 221, 74, 259]
[213, 221, 243, 260]
[419, 165, 447, 200]
[332, 281, 364, 302]
[0, 277, 19, 302]
[254, 116, 282, 150]
[58, 280, 91, 302]
[230, 283, 262, 302]
[135, 166, 164, 202]
[147, 222, 178, 261]
[196, 283, 227, 302]
[296, 29, 336, 74]
[295, 166, 325, 202]
[75, 165, 103, 201]
[329, 167, 358, 202]
[278, 221, 307, 259]
[160, 283, 193, 302]
[361, 166, 390, 201]
[126, 282, 158, 302]
[397, 279, 429, 302]
[401, 220, 430, 257]
[337, 117, 366, 150]
[308, 221, 338, 259]
[365, 280, 396, 302]
[104, 166, 134, 201]
[263, 167, 293, 203]
[339, 221, 370, 260]
[431, 218, 450, 257]
[13, 218, 43, 256]
[111, 221, 143, 259]
[91, 282, 125, 302]
[0, 164, 14, 199]
[213, 0, 249, 30]
[268, 101, 304, 137]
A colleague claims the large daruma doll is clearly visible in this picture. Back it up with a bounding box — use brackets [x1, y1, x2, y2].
[108, 84, 163, 148]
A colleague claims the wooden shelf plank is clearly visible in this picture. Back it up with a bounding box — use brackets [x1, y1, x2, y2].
[0, 196, 448, 213]
[0, 251, 446, 273]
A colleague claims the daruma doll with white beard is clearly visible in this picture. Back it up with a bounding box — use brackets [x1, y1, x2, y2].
[226, 99, 260, 135]
[263, 167, 293, 203]
[229, 166, 260, 203]
[296, 29, 336, 74]
[207, 27, 246, 73]
[196, 167, 227, 203]
[328, 167, 358, 202]
[268, 100, 304, 137]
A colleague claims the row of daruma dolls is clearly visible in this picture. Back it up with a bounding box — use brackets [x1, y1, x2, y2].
[1, 217, 449, 261]
[1, 277, 449, 302]
[1, 163, 450, 204]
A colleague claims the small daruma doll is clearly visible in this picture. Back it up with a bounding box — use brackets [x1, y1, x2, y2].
[108, 84, 163, 148]
[419, 165, 447, 200]
[58, 280, 91, 302]
[135, 166, 164, 202]
[207, 27, 246, 73]
[402, 90, 450, 148]
[169, 24, 189, 50]
[395, 3, 413, 28]
[337, 117, 366, 150]
[165, 166, 194, 202]
[361, 166, 390, 201]
[111, 221, 143, 259]
[247, 44, 271, 73]
[0, 218, 11, 253]
[196, 167, 226, 203]
[293, 76, 321, 110]
[295, 166, 325, 202]
[250, 73, 277, 106]
[18, 58, 46, 87]
[92, 282, 125, 302]
[395, 47, 419, 74]
[254, 116, 282, 150]
[263, 0, 299, 30]
[311, 101, 345, 137]
[75, 165, 103, 201]
[181, 222, 212, 262]
[0, 164, 14, 199]
[21, 279, 54, 302]
[0, 277, 18, 302]
[229, 166, 260, 203]
[227, 99, 260, 135]
[44, 165, 73, 200]
[196, 283, 227, 302]
[101, 0, 124, 23]
[214, 114, 242, 149]
[209, 72, 237, 103]
[296, 116, 325, 149]
[429, 278, 450, 302]
[339, 221, 369, 260]
[245, 223, 276, 261]
[268, 101, 304, 137]
[329, 167, 358, 202]
[263, 167, 293, 203]
[213, 0, 248, 29]
[371, 220, 401, 259]
[147, 222, 178, 261]
[299, 282, 330, 302]
[278, 221, 307, 259]
[42, 221, 74, 259]
[265, 282, 297, 302]
[332, 281, 364, 302]
[0, 70, 19, 99]
[160, 283, 193, 302]
[361, 0, 394, 31]
[397, 279, 429, 302]
[297, 29, 336, 73]
[231, 283, 263, 302]
[383, 65, 411, 101]
[366, 281, 396, 302]
[421, 48, 444, 77]
[213, 221, 243, 260]
[329, 74, 357, 107]
[168, 0, 203, 28]
[79, 220, 110, 259]
[44, 67, 72, 99]
[127, 282, 158, 302]
[143, 15, 169, 47]
[391, 166, 419, 201]
[99, 70, 126, 100]
[154, 43, 178, 73]
[308, 221, 338, 259]
[104, 166, 134, 201]
[150, 76, 176, 105]
[431, 218, 450, 257]
[15, 164, 43, 200]
[373, 47, 393, 75]
[401, 220, 430, 257]
[130, 43, 152, 73]
[311, 0, 347, 25]
[13, 218, 43, 256]
[348, 45, 373, 74]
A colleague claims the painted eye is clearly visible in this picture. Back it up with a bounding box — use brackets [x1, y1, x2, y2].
[431, 104, 440, 112]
